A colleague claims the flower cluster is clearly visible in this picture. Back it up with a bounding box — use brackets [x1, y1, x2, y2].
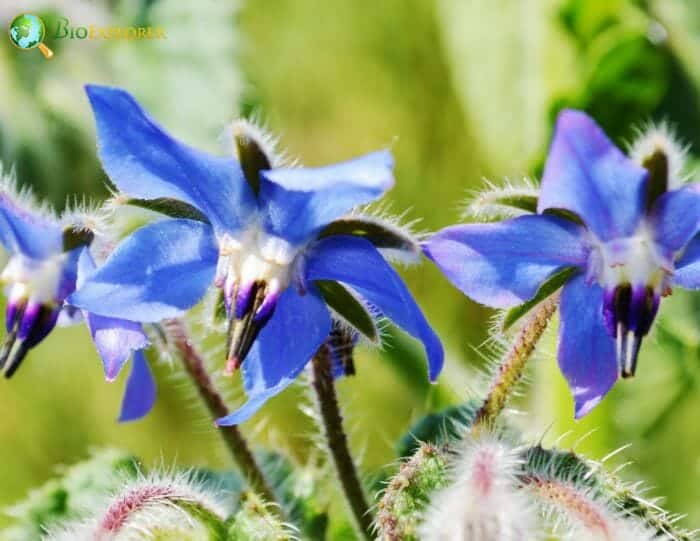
[1, 85, 698, 426]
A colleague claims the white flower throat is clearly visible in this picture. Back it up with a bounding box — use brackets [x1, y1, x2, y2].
[215, 226, 297, 374]
[586, 224, 671, 378]
[1, 253, 67, 306]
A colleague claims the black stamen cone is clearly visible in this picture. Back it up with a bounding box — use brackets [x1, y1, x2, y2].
[3, 306, 60, 379]
[0, 303, 26, 371]
[611, 285, 659, 379]
[4, 343, 30, 379]
[226, 283, 269, 374]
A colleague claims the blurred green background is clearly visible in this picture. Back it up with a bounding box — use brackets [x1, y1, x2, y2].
[1, 0, 700, 532]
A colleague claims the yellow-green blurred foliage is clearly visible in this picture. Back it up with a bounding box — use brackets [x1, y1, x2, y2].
[1, 0, 700, 530]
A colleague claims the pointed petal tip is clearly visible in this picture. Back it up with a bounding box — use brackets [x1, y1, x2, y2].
[84, 84, 125, 105]
[573, 394, 604, 420]
[555, 108, 595, 130]
[215, 414, 240, 427]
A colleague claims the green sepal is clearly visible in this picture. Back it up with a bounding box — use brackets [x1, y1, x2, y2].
[502, 267, 576, 331]
[319, 218, 420, 255]
[62, 226, 94, 252]
[315, 280, 378, 343]
[483, 194, 538, 213]
[642, 148, 669, 208]
[123, 197, 210, 223]
[467, 184, 540, 220]
[234, 127, 271, 196]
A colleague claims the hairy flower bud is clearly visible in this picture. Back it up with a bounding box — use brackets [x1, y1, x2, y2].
[418, 436, 538, 541]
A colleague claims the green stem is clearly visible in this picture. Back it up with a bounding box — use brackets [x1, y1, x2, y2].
[166, 319, 278, 506]
[311, 346, 374, 540]
[474, 293, 559, 426]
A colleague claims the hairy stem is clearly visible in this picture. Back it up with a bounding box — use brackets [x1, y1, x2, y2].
[165, 319, 277, 505]
[311, 346, 374, 540]
[474, 293, 559, 426]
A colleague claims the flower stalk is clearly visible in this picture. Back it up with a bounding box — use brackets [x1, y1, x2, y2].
[165, 319, 277, 506]
[310, 345, 374, 540]
[473, 293, 559, 426]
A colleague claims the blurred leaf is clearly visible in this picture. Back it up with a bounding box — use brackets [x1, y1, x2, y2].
[190, 468, 245, 513]
[559, 0, 626, 46]
[396, 402, 479, 458]
[437, 0, 577, 172]
[1, 449, 138, 541]
[581, 35, 669, 136]
[377, 326, 454, 408]
[257, 452, 329, 541]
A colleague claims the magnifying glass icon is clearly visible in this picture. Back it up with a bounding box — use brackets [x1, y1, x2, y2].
[8, 14, 54, 59]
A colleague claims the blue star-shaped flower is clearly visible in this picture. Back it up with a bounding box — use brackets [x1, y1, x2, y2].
[425, 110, 700, 418]
[70, 85, 443, 425]
[0, 174, 153, 421]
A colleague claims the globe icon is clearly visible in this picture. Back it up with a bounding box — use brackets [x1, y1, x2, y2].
[8, 14, 53, 58]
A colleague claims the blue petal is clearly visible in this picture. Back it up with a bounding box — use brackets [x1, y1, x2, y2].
[0, 190, 62, 258]
[649, 183, 700, 258]
[558, 274, 618, 419]
[258, 151, 394, 245]
[538, 110, 648, 242]
[216, 287, 331, 426]
[424, 215, 587, 309]
[305, 235, 444, 381]
[69, 219, 217, 322]
[118, 350, 157, 422]
[85, 85, 256, 234]
[673, 235, 700, 290]
[87, 313, 149, 380]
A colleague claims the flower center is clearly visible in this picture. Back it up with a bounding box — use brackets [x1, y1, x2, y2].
[216, 228, 297, 373]
[586, 228, 671, 378]
[0, 254, 69, 377]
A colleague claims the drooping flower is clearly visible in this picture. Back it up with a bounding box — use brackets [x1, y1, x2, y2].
[425, 110, 700, 418]
[0, 170, 152, 421]
[70, 85, 443, 425]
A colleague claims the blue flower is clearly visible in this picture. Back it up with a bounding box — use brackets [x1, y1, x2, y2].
[425, 110, 700, 418]
[70, 85, 443, 426]
[0, 173, 152, 421]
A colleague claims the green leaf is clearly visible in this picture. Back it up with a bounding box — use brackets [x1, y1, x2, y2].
[257, 452, 329, 541]
[315, 280, 378, 342]
[378, 326, 456, 406]
[123, 197, 210, 223]
[319, 217, 420, 255]
[397, 402, 479, 458]
[502, 267, 575, 331]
